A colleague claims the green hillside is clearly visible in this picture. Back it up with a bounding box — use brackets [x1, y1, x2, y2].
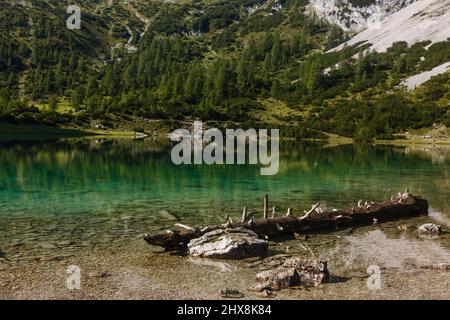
[0, 0, 449, 140]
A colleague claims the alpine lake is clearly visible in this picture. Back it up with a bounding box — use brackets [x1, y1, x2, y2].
[0, 136, 449, 299]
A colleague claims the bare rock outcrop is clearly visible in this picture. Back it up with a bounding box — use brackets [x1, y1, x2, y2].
[310, 0, 417, 32]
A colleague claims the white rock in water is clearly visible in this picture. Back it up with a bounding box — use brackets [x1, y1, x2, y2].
[418, 223, 442, 239]
[187, 228, 268, 259]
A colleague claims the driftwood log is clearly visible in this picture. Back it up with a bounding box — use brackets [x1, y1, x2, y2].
[144, 192, 428, 251]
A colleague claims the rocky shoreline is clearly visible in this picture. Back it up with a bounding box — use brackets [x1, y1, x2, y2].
[1, 214, 448, 300]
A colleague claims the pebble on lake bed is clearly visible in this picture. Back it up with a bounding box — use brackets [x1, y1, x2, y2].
[397, 224, 411, 232]
[418, 224, 442, 239]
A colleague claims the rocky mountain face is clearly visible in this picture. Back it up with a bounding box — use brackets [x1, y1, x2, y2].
[310, 0, 418, 32]
[330, 0, 450, 52]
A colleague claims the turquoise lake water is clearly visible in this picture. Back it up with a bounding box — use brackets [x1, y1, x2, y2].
[0, 138, 450, 265]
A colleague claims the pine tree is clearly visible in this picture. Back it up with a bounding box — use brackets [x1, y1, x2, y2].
[306, 59, 321, 96]
[55, 58, 64, 94]
[237, 55, 250, 97]
[48, 96, 58, 112]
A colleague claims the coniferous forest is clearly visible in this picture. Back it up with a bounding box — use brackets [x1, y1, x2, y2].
[1, 0, 449, 141]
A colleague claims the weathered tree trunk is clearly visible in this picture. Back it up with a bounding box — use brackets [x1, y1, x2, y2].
[144, 193, 428, 252]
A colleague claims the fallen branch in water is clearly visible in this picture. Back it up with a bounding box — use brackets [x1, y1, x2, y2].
[144, 192, 428, 252]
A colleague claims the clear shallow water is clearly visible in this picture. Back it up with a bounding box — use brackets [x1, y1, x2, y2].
[0, 138, 450, 269]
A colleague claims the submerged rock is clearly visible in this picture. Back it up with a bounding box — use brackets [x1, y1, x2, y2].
[187, 228, 268, 259]
[397, 224, 411, 232]
[159, 210, 179, 221]
[249, 257, 329, 293]
[418, 224, 442, 239]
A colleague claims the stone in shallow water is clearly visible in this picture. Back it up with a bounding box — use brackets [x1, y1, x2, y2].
[187, 228, 268, 259]
[418, 224, 442, 239]
[249, 257, 329, 292]
[254, 267, 299, 291]
[159, 210, 179, 221]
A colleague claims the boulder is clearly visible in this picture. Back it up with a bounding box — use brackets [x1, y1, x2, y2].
[249, 257, 329, 292]
[187, 228, 268, 259]
[418, 224, 442, 239]
[255, 267, 299, 291]
[283, 257, 330, 287]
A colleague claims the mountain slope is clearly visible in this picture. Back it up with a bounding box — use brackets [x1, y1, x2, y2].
[0, 0, 449, 141]
[330, 0, 450, 52]
[310, 0, 418, 32]
[405, 62, 450, 90]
